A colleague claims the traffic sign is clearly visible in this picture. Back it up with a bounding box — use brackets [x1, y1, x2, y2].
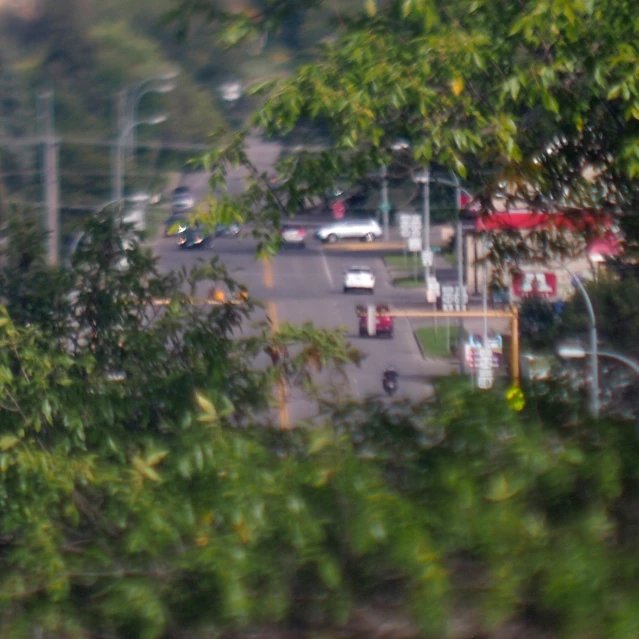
[398, 213, 422, 239]
[440, 285, 468, 311]
[477, 346, 494, 389]
[407, 237, 422, 252]
[421, 249, 434, 267]
[477, 372, 494, 389]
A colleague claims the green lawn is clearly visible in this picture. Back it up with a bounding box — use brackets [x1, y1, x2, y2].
[385, 250, 456, 269]
[416, 325, 461, 358]
[393, 276, 425, 288]
[384, 253, 419, 269]
[144, 204, 171, 242]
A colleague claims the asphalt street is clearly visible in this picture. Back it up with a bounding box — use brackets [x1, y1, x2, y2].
[156, 152, 510, 427]
[154, 229, 447, 426]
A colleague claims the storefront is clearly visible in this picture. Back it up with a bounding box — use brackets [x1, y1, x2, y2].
[463, 208, 621, 301]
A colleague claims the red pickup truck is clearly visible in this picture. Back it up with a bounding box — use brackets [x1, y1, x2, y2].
[356, 304, 394, 338]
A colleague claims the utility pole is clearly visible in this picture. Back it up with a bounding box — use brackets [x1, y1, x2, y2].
[380, 164, 391, 241]
[112, 90, 126, 202]
[39, 91, 59, 266]
[422, 168, 431, 297]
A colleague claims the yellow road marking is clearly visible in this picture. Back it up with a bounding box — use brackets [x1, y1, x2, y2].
[262, 256, 274, 288]
[266, 300, 280, 330]
[264, 264, 291, 430]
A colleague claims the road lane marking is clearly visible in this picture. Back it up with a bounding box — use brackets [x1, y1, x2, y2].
[262, 257, 274, 288]
[320, 249, 335, 289]
[263, 263, 291, 430]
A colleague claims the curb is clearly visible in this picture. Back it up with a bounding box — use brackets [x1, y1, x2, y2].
[413, 325, 427, 360]
[323, 241, 405, 251]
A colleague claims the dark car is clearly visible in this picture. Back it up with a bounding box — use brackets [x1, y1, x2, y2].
[171, 186, 195, 213]
[177, 226, 213, 250]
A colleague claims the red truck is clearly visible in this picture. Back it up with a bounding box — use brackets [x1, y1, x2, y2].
[356, 304, 394, 338]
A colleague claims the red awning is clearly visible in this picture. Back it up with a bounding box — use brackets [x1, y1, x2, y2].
[588, 233, 621, 257]
[475, 209, 614, 233]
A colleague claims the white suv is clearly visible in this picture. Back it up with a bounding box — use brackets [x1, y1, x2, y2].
[343, 266, 375, 293]
[315, 219, 382, 243]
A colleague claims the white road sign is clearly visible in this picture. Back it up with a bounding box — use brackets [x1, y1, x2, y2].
[421, 249, 434, 267]
[477, 346, 494, 389]
[407, 237, 423, 252]
[398, 213, 422, 239]
[440, 285, 468, 311]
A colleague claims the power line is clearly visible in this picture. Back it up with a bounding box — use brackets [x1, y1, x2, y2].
[0, 135, 211, 151]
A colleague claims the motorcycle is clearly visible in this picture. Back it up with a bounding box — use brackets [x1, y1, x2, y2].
[382, 368, 399, 396]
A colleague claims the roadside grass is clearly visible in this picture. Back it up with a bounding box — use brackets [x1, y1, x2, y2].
[393, 276, 425, 288]
[385, 250, 456, 270]
[144, 204, 171, 242]
[416, 325, 461, 358]
[384, 253, 419, 269]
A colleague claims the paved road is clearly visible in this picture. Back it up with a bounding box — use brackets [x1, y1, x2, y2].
[156, 140, 510, 426]
[154, 225, 454, 426]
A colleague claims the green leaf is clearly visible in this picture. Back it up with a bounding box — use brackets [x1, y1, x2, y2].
[0, 435, 20, 452]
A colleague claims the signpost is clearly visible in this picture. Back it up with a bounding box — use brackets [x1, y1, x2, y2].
[440, 285, 468, 312]
[398, 213, 422, 239]
[476, 346, 495, 389]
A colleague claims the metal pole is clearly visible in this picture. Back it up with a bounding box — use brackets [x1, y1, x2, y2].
[454, 177, 466, 375]
[423, 168, 431, 297]
[482, 236, 488, 344]
[559, 265, 599, 418]
[41, 91, 59, 266]
[380, 164, 390, 241]
[510, 309, 520, 383]
[113, 132, 124, 203]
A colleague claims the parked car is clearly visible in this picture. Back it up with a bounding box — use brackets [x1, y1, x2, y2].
[280, 224, 306, 247]
[315, 219, 382, 244]
[214, 223, 241, 237]
[171, 186, 195, 213]
[164, 214, 190, 237]
[344, 266, 375, 293]
[177, 226, 213, 250]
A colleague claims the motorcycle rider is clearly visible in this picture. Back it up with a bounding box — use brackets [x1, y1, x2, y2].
[382, 367, 399, 396]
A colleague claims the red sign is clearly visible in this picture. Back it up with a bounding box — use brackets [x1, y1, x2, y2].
[512, 272, 557, 298]
[332, 201, 346, 219]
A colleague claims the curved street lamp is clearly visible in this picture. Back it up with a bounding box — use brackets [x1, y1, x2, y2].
[551, 263, 599, 417]
[112, 114, 168, 203]
[125, 70, 178, 159]
[557, 342, 639, 375]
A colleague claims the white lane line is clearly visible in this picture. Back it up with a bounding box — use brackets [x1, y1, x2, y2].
[320, 249, 335, 290]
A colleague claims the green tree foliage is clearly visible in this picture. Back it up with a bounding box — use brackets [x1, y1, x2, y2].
[176, 0, 639, 260]
[560, 275, 639, 357]
[1, 213, 639, 637]
[520, 296, 560, 350]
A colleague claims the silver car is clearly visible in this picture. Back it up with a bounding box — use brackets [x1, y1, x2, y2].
[314, 219, 382, 244]
[171, 186, 195, 213]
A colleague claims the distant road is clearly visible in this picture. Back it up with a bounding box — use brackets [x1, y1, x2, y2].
[178, 134, 283, 203]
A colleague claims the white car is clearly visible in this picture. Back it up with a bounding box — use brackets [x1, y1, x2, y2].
[344, 266, 375, 293]
[315, 219, 382, 243]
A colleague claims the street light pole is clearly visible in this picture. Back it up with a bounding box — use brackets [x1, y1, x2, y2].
[125, 71, 178, 160]
[380, 164, 391, 241]
[414, 169, 432, 298]
[113, 115, 167, 203]
[557, 264, 599, 418]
